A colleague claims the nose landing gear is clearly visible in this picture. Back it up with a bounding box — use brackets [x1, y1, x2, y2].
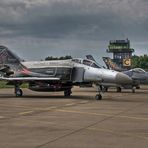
[95, 85, 103, 100]
[95, 94, 102, 100]
[132, 87, 135, 93]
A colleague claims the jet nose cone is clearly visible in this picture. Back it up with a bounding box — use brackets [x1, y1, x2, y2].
[116, 73, 132, 84]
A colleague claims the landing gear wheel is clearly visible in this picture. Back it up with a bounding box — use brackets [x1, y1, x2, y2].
[64, 89, 72, 97]
[117, 87, 121, 92]
[15, 89, 23, 97]
[136, 86, 140, 89]
[95, 94, 102, 100]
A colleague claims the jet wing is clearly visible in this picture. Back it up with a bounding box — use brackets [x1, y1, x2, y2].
[0, 77, 60, 81]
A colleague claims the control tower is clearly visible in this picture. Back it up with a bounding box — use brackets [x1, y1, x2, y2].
[106, 39, 134, 70]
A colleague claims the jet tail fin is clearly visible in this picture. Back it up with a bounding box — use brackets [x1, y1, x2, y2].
[102, 57, 122, 71]
[0, 45, 23, 64]
[0, 45, 25, 75]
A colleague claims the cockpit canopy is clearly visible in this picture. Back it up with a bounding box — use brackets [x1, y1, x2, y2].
[72, 58, 103, 69]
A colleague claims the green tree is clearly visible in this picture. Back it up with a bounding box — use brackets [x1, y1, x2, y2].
[45, 55, 72, 61]
[132, 54, 148, 69]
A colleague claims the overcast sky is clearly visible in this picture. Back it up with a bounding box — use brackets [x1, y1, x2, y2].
[0, 0, 147, 64]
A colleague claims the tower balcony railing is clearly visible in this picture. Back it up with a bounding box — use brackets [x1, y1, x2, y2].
[106, 48, 134, 53]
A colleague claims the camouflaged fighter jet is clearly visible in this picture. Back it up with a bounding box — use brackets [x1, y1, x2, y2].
[0, 46, 132, 100]
[102, 57, 148, 91]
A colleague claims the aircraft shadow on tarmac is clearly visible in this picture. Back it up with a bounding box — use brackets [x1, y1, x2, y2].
[0, 94, 94, 100]
[23, 95, 94, 100]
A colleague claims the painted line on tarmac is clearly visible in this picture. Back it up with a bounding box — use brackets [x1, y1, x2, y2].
[0, 104, 60, 112]
[64, 100, 90, 106]
[79, 101, 90, 104]
[0, 116, 5, 119]
[56, 109, 111, 117]
[0, 104, 28, 108]
[19, 111, 34, 115]
[18, 106, 59, 115]
[43, 106, 57, 110]
[65, 103, 77, 106]
[64, 101, 90, 107]
[88, 127, 148, 140]
[56, 109, 148, 121]
[0, 104, 44, 111]
[117, 115, 148, 121]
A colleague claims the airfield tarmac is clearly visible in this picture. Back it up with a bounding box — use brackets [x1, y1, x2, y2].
[0, 86, 148, 148]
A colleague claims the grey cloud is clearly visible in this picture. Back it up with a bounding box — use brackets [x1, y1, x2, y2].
[0, 0, 131, 38]
[0, 0, 147, 60]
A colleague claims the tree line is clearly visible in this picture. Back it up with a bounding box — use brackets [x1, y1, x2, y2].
[45, 55, 72, 61]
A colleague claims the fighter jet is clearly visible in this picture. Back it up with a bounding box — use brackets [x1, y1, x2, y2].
[102, 56, 148, 92]
[0, 46, 132, 100]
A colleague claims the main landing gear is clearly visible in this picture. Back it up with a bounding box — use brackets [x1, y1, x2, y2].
[64, 89, 72, 97]
[15, 84, 23, 97]
[116, 87, 121, 92]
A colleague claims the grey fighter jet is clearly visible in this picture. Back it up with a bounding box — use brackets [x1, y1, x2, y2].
[0, 46, 132, 100]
